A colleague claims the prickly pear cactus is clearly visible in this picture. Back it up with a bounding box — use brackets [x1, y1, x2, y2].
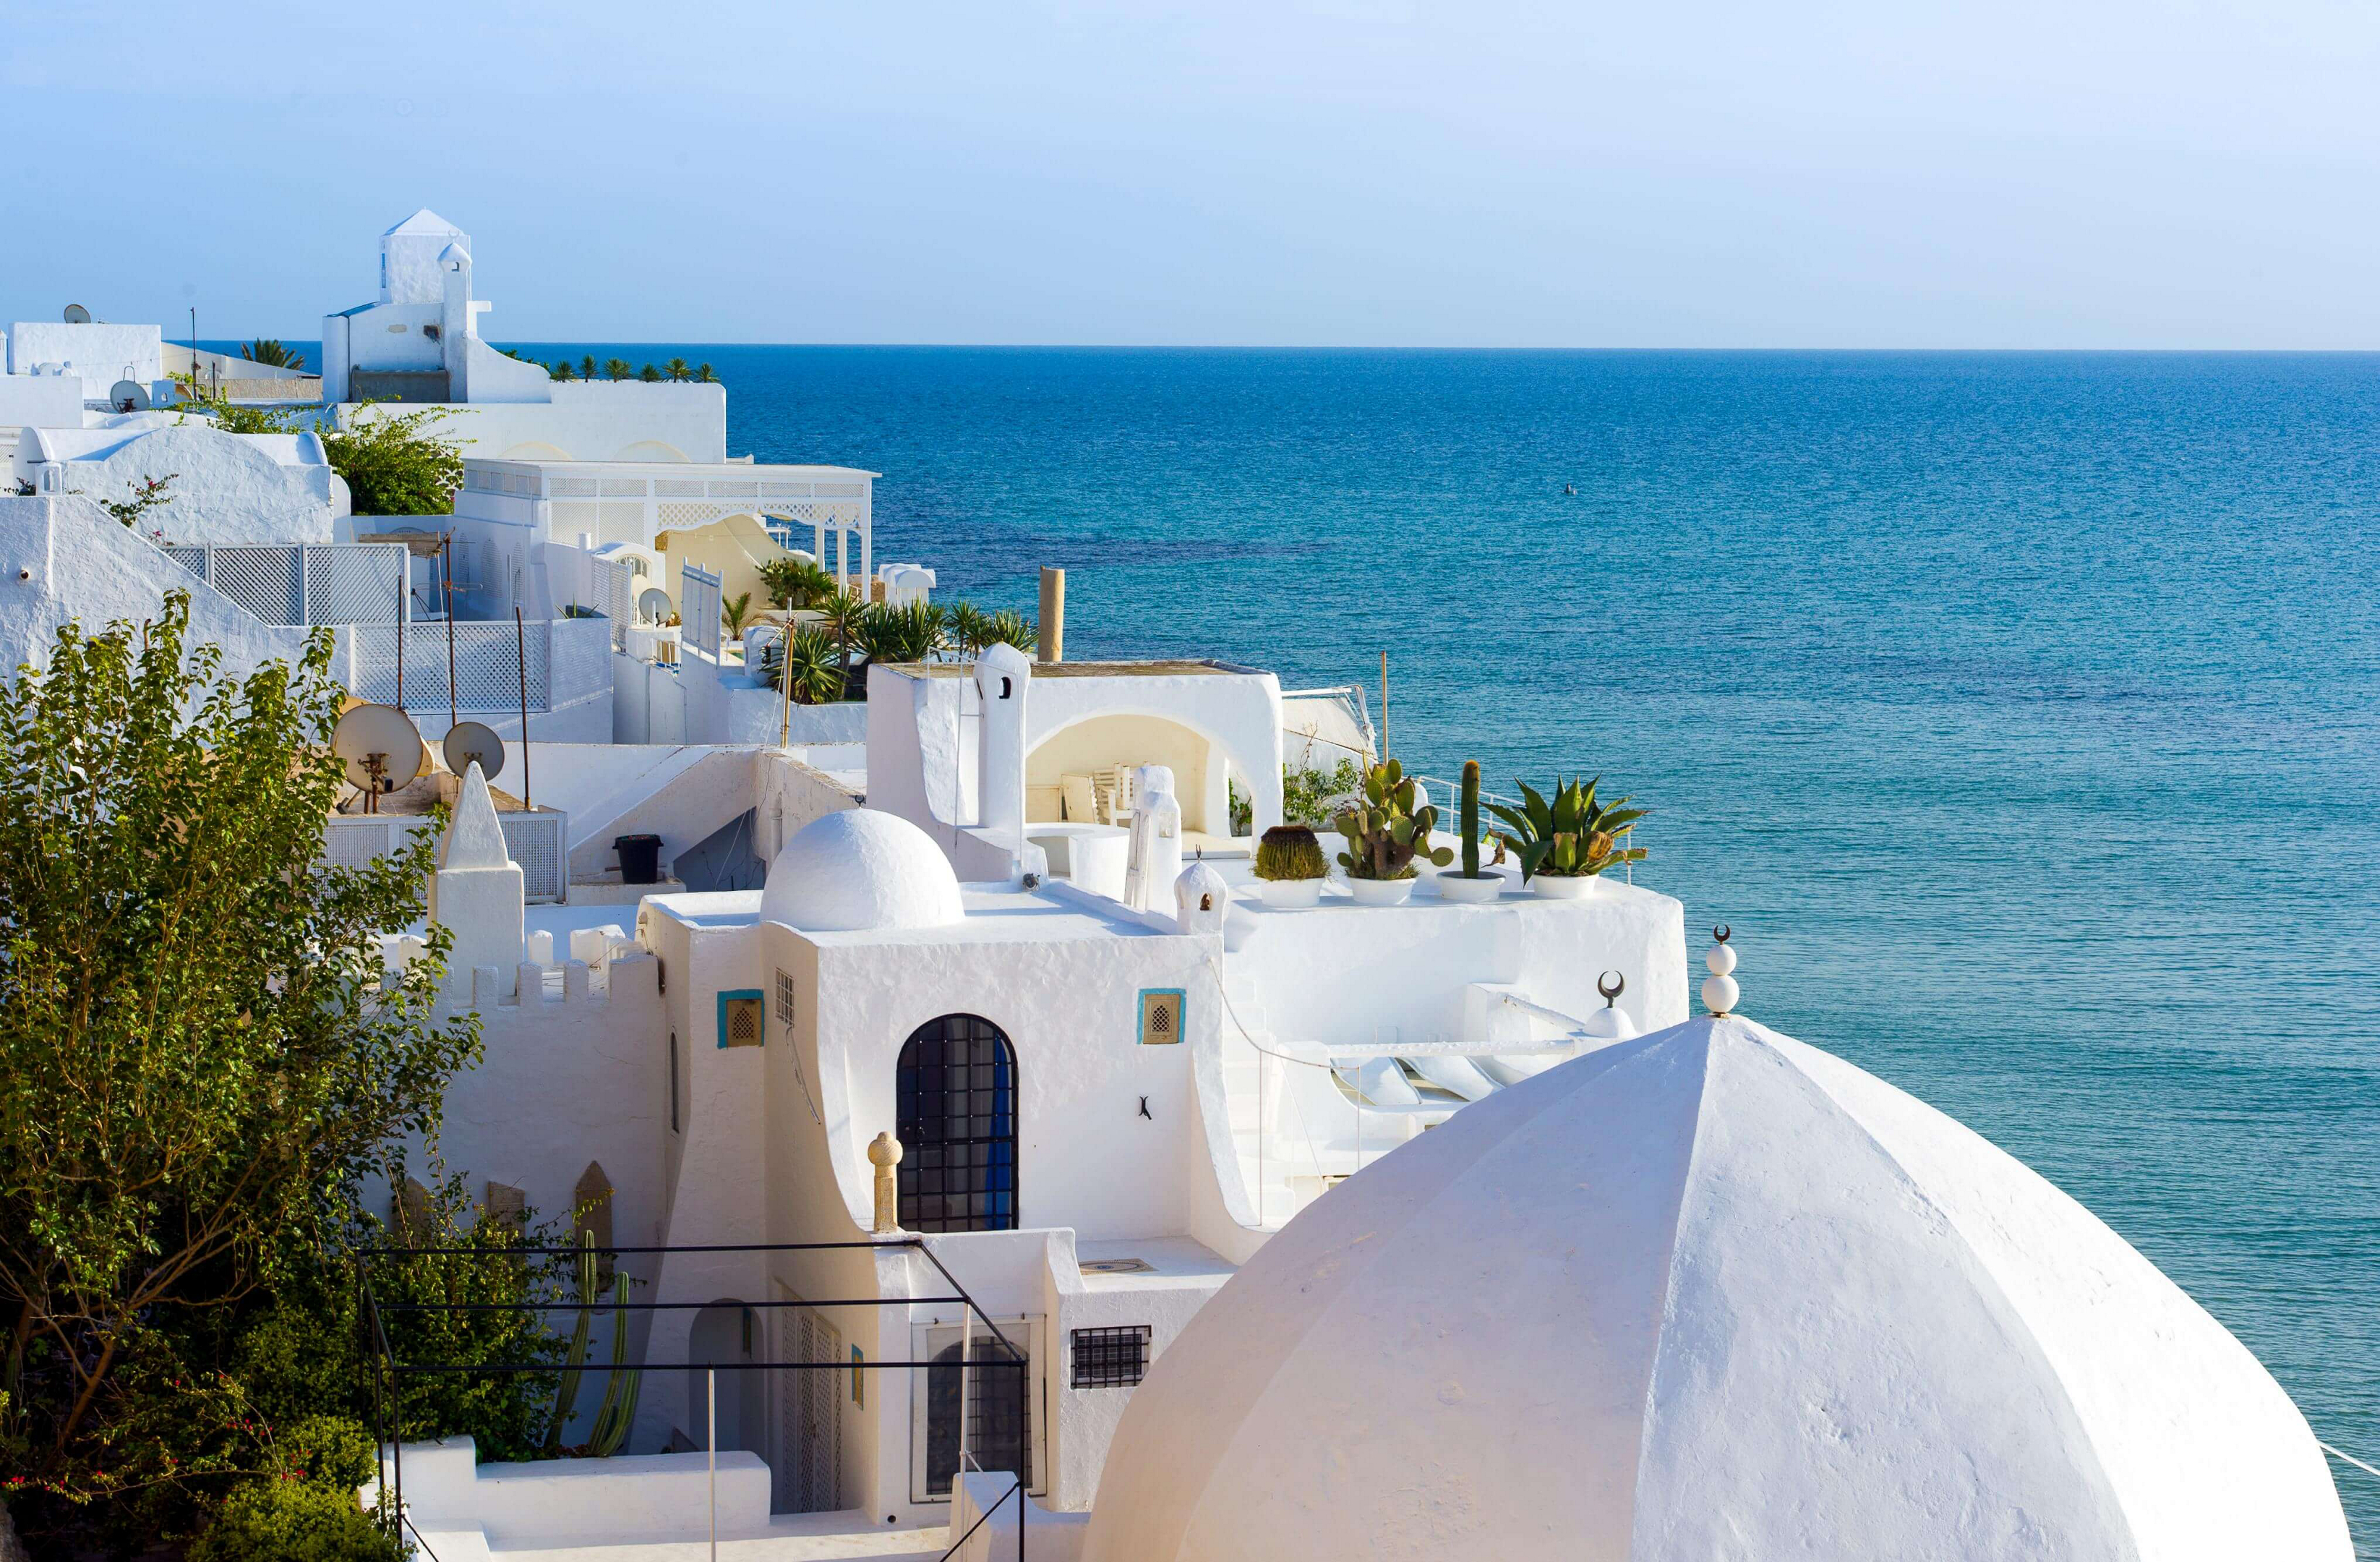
[1334, 759, 1456, 880]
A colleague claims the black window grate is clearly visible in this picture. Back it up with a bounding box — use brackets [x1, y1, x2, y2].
[896, 1014, 1018, 1234]
[925, 1336, 1030, 1495]
[1071, 1326, 1150, 1388]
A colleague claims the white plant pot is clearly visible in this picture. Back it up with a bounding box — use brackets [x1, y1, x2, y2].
[1346, 876, 1416, 907]
[1435, 871, 1502, 904]
[1531, 874, 1600, 900]
[1255, 877, 1324, 909]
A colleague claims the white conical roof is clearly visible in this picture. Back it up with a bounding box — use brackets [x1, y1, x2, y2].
[384, 208, 463, 236]
[438, 762, 510, 871]
[1085, 1016, 2350, 1562]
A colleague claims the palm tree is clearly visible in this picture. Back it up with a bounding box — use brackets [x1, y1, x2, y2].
[549, 359, 575, 381]
[947, 601, 993, 654]
[639, 363, 662, 382]
[694, 364, 716, 383]
[664, 357, 691, 382]
[604, 358, 633, 381]
[722, 591, 754, 641]
[579, 354, 598, 381]
[774, 628, 845, 706]
[816, 587, 870, 692]
[240, 338, 306, 371]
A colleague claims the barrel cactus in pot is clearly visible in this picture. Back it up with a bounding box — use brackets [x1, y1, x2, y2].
[1252, 824, 1330, 908]
[1333, 759, 1453, 906]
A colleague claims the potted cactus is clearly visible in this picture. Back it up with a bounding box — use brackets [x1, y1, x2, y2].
[1487, 775, 1646, 900]
[1251, 824, 1330, 908]
[1436, 761, 1503, 903]
[1332, 758, 1453, 906]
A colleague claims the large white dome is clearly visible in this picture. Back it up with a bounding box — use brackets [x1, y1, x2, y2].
[1085, 1015, 2350, 1562]
[758, 808, 964, 932]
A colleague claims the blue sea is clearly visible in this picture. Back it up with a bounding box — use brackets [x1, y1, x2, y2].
[525, 346, 2380, 1543]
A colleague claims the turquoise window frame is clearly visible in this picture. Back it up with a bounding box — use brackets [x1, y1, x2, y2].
[718, 988, 765, 1049]
[1138, 988, 1187, 1046]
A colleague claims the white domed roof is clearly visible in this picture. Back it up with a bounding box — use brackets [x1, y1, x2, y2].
[758, 808, 963, 933]
[1086, 1016, 2349, 1562]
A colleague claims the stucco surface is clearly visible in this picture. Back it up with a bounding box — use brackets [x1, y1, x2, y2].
[1084, 1015, 2353, 1562]
[760, 808, 964, 932]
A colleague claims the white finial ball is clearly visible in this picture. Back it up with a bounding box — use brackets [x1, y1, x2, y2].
[1703, 971, 1739, 1016]
[1706, 941, 1738, 976]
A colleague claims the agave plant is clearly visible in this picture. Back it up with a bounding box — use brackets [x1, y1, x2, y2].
[1332, 759, 1454, 881]
[1254, 824, 1329, 882]
[858, 599, 948, 665]
[1486, 776, 1647, 882]
[770, 627, 845, 705]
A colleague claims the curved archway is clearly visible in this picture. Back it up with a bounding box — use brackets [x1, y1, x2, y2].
[895, 1014, 1017, 1233]
[615, 439, 690, 463]
[496, 440, 574, 461]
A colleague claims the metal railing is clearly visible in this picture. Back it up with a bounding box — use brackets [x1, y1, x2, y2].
[359, 1237, 1026, 1562]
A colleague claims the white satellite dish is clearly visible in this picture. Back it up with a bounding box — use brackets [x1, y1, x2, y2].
[331, 703, 424, 811]
[638, 586, 675, 624]
[63, 304, 92, 324]
[442, 720, 506, 782]
[109, 380, 150, 413]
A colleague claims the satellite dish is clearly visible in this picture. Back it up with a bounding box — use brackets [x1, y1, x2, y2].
[442, 720, 506, 783]
[63, 304, 91, 324]
[332, 703, 424, 811]
[108, 380, 150, 413]
[638, 586, 674, 624]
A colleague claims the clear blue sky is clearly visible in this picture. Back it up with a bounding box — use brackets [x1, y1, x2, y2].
[10, 1, 2378, 347]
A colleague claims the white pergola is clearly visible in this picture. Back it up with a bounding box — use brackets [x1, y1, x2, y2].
[454, 458, 878, 587]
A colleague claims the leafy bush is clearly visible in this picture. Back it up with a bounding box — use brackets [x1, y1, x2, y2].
[1283, 758, 1362, 826]
[758, 556, 837, 610]
[767, 628, 846, 706]
[189, 1475, 402, 1562]
[320, 404, 466, 516]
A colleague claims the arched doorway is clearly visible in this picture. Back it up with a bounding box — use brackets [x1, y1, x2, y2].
[895, 1015, 1017, 1233]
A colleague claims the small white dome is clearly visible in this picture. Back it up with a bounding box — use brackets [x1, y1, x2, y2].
[1084, 1015, 2349, 1562]
[758, 808, 963, 933]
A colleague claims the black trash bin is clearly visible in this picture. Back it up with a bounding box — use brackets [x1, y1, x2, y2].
[615, 833, 664, 884]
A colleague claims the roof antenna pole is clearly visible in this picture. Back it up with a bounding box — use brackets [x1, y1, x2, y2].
[515, 605, 531, 809]
[443, 537, 458, 735]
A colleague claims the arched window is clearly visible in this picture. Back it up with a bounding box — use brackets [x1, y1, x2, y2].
[896, 1014, 1017, 1233]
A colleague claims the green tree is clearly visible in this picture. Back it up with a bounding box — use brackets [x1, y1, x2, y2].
[815, 587, 870, 693]
[638, 363, 661, 383]
[604, 359, 633, 382]
[239, 339, 307, 372]
[722, 590, 754, 641]
[320, 404, 466, 516]
[693, 363, 716, 383]
[663, 357, 690, 382]
[0, 595, 479, 1539]
[550, 359, 575, 381]
[578, 354, 598, 381]
[757, 555, 836, 610]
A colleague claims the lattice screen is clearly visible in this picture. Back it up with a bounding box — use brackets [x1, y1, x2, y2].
[681, 565, 723, 658]
[351, 623, 547, 711]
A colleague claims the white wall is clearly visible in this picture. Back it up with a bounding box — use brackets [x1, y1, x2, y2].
[7, 321, 163, 398]
[337, 383, 727, 464]
[19, 424, 346, 544]
[0, 375, 90, 434]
